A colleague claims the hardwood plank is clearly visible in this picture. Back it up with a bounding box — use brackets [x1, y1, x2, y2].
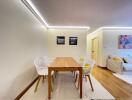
[92, 66, 132, 100]
[49, 57, 81, 68]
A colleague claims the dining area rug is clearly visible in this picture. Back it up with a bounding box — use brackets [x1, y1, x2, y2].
[21, 72, 114, 100]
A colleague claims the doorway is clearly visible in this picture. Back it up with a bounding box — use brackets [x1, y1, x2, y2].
[91, 38, 99, 64]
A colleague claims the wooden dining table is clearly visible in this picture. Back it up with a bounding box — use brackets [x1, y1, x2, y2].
[48, 57, 83, 99]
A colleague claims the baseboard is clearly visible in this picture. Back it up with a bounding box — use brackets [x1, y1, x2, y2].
[97, 65, 107, 67]
[15, 76, 39, 100]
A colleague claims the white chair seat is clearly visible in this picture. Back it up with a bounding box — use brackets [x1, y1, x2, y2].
[75, 68, 90, 75]
[38, 68, 54, 76]
[38, 68, 48, 75]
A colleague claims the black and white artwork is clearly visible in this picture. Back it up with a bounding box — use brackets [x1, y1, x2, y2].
[57, 36, 65, 45]
[69, 37, 78, 45]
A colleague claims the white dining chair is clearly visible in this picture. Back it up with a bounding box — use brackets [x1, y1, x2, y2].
[75, 58, 95, 91]
[34, 56, 54, 92]
[74, 56, 85, 80]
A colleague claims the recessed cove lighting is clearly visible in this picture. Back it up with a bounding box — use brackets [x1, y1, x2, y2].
[22, 0, 90, 30]
[48, 26, 90, 29]
[89, 27, 132, 35]
[102, 27, 132, 29]
[22, 0, 49, 28]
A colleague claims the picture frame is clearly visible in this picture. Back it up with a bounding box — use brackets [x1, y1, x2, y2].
[57, 36, 65, 45]
[69, 37, 78, 45]
[118, 35, 132, 49]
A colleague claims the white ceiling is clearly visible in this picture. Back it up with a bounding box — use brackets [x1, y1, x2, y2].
[30, 0, 132, 31]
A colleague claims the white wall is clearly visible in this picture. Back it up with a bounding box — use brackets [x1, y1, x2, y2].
[102, 29, 132, 66]
[87, 28, 132, 67]
[47, 29, 88, 61]
[0, 0, 48, 99]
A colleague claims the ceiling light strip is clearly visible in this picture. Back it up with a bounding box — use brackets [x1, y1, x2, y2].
[102, 27, 132, 29]
[49, 26, 90, 29]
[89, 27, 132, 35]
[22, 0, 49, 28]
[22, 0, 90, 29]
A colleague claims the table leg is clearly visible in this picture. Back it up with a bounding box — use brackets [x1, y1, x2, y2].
[48, 68, 51, 100]
[79, 68, 82, 98]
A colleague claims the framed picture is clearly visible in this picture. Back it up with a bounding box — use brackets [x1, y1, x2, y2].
[118, 35, 132, 49]
[57, 36, 65, 45]
[69, 37, 78, 45]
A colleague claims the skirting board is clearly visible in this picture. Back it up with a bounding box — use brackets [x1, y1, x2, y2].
[15, 76, 39, 100]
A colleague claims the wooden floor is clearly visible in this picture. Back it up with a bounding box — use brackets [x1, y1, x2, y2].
[92, 66, 132, 100]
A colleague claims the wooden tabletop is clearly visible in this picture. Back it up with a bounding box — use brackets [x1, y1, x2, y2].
[48, 57, 83, 99]
[49, 57, 81, 68]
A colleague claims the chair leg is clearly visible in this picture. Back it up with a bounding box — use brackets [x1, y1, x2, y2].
[74, 74, 78, 83]
[34, 76, 41, 92]
[85, 75, 87, 82]
[54, 71, 56, 78]
[51, 75, 54, 92]
[55, 71, 59, 78]
[87, 75, 94, 91]
[52, 75, 54, 83]
[42, 75, 45, 83]
[73, 71, 76, 78]
[77, 75, 80, 89]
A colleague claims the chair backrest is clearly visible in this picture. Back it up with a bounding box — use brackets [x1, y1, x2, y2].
[79, 56, 86, 66]
[43, 56, 54, 65]
[34, 57, 47, 74]
[83, 58, 95, 73]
